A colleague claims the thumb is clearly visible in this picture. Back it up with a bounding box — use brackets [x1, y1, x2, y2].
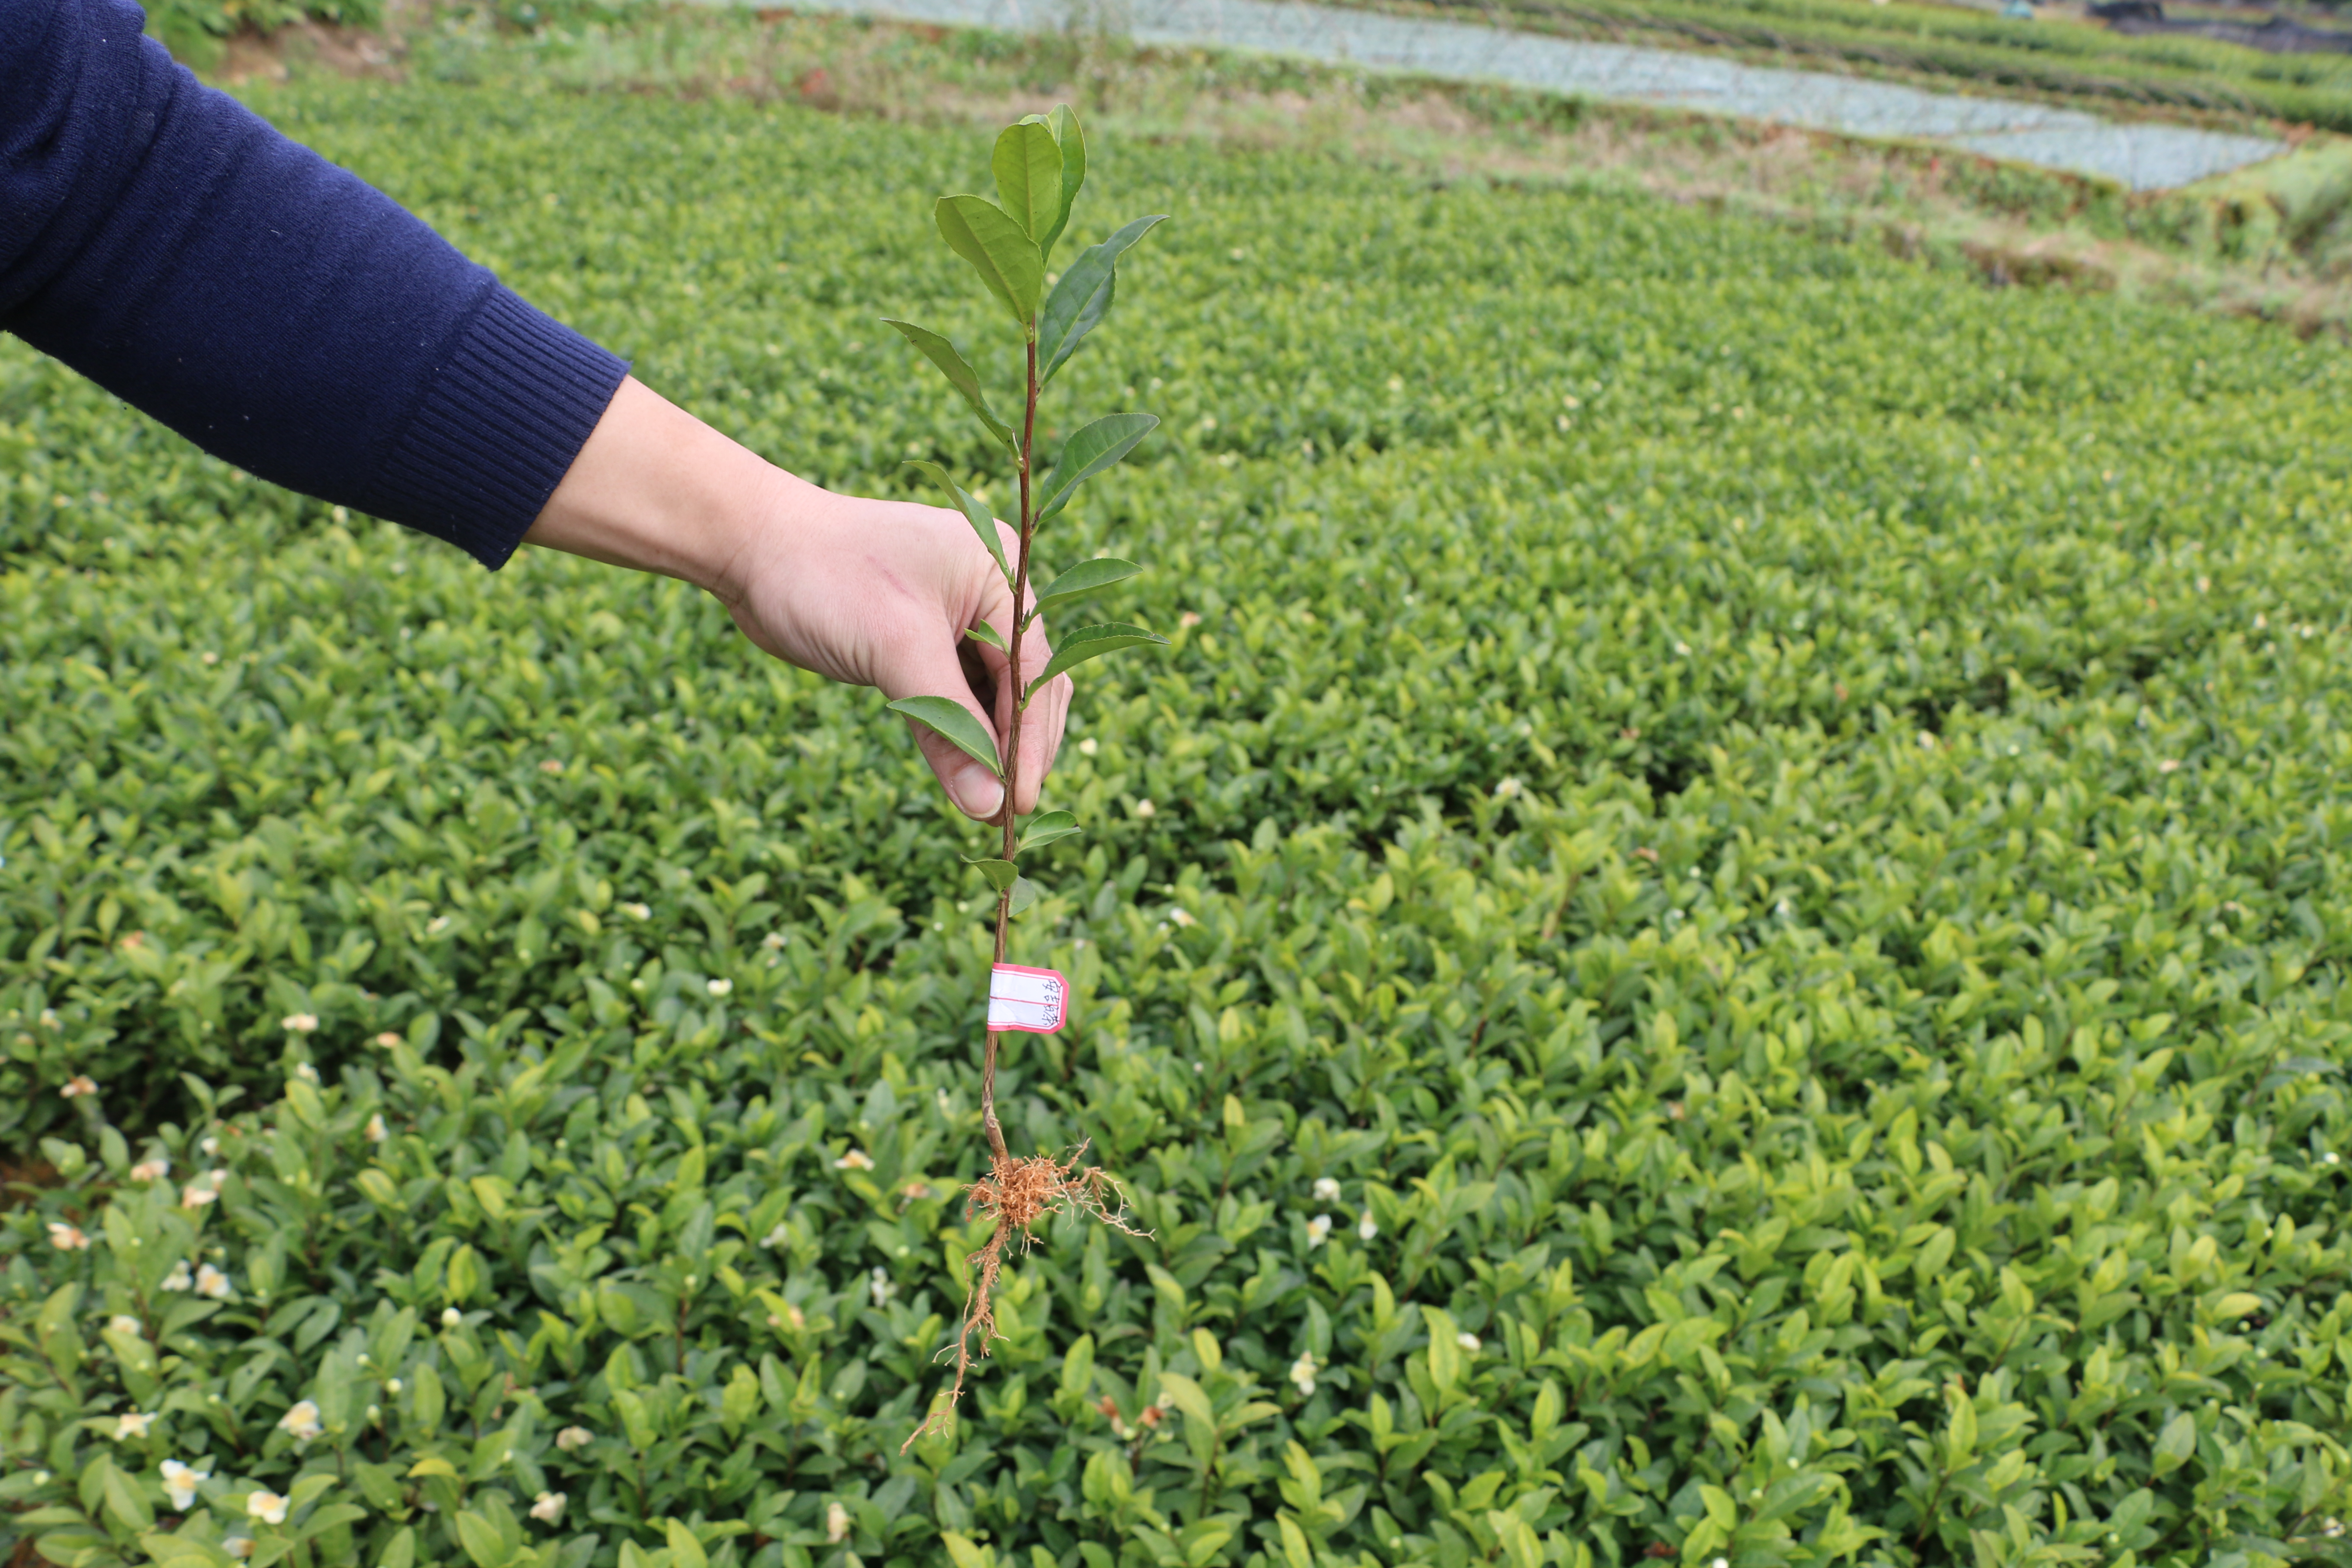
[883, 642, 1008, 823]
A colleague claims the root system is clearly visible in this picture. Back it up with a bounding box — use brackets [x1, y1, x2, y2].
[903, 1144, 1143, 1449]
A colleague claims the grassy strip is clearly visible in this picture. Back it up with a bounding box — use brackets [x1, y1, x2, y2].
[1354, 0, 2352, 132]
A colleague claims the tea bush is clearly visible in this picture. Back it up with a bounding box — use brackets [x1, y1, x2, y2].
[5, 82, 2352, 1568]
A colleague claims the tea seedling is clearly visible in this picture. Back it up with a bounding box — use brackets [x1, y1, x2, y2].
[881, 105, 1165, 1440]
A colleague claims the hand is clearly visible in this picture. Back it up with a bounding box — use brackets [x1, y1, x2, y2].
[521, 377, 1071, 821]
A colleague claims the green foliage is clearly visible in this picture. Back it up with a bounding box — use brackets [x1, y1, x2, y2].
[6, 77, 2352, 1568]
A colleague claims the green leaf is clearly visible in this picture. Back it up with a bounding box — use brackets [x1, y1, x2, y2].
[294, 1507, 368, 1544]
[1156, 1372, 1217, 1432]
[906, 460, 1012, 588]
[1042, 105, 1087, 257]
[935, 195, 1043, 328]
[1945, 1390, 1976, 1464]
[1019, 810, 1082, 852]
[1038, 215, 1164, 385]
[964, 858, 1018, 892]
[993, 121, 1063, 250]
[1008, 876, 1042, 917]
[142, 1535, 236, 1567]
[1422, 1306, 1461, 1395]
[964, 622, 1008, 653]
[1030, 557, 1142, 622]
[103, 1463, 154, 1534]
[1034, 413, 1159, 524]
[2152, 1411, 2198, 1476]
[455, 1511, 505, 1568]
[887, 695, 1004, 778]
[1023, 624, 1169, 702]
[666, 1520, 711, 1568]
[411, 1362, 445, 1437]
[880, 321, 1016, 449]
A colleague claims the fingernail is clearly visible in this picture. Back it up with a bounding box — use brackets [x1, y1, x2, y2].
[955, 767, 1005, 820]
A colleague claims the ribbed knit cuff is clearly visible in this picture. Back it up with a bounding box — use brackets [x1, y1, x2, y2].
[363, 287, 630, 570]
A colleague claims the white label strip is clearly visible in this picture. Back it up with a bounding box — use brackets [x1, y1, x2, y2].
[988, 964, 1068, 1034]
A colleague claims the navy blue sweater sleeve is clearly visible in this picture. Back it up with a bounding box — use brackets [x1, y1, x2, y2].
[0, 0, 629, 569]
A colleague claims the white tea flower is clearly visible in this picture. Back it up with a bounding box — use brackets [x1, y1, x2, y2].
[278, 1401, 323, 1442]
[246, 1490, 288, 1525]
[281, 1014, 318, 1034]
[108, 1315, 141, 1335]
[707, 978, 732, 997]
[161, 1458, 210, 1510]
[1358, 1213, 1378, 1242]
[195, 1264, 233, 1300]
[441, 1308, 463, 1328]
[1305, 1214, 1332, 1248]
[1288, 1352, 1317, 1397]
[130, 1157, 170, 1182]
[834, 1148, 875, 1170]
[365, 1114, 387, 1144]
[46, 1222, 89, 1251]
[1312, 1177, 1341, 1204]
[556, 1426, 593, 1452]
[114, 1410, 156, 1439]
[162, 1260, 193, 1292]
[826, 1501, 852, 1544]
[530, 1491, 566, 1523]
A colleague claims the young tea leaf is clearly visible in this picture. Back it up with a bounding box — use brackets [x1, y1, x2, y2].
[936, 196, 1044, 328]
[1007, 876, 1043, 917]
[1019, 809, 1082, 852]
[880, 320, 1016, 450]
[1042, 105, 1087, 258]
[992, 121, 1064, 251]
[1023, 623, 1169, 701]
[886, 695, 1004, 778]
[963, 857, 1018, 892]
[1029, 557, 1142, 623]
[964, 622, 1008, 653]
[905, 461, 1013, 589]
[1038, 214, 1165, 385]
[1034, 413, 1159, 524]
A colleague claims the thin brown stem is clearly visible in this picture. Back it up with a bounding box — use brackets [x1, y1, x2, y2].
[980, 326, 1044, 1165]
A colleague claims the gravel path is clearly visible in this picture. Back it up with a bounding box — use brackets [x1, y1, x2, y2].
[756, 0, 2285, 188]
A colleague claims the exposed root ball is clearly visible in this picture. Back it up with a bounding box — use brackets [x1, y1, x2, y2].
[903, 1146, 1144, 1449]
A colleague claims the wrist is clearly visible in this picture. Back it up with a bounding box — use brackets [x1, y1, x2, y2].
[522, 376, 777, 598]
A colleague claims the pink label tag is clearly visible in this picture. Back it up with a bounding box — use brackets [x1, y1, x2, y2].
[988, 964, 1068, 1034]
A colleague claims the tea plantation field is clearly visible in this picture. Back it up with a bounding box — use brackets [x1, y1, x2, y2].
[5, 80, 2352, 1568]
